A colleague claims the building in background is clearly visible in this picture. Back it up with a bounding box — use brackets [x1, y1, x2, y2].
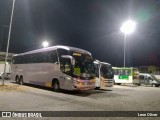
[0, 52, 13, 79]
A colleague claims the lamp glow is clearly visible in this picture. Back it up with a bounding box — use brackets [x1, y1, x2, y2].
[120, 20, 136, 34]
[42, 41, 49, 48]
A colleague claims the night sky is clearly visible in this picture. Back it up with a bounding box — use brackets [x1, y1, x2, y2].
[0, 0, 160, 67]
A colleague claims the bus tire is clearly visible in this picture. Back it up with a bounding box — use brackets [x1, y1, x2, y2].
[117, 83, 121, 85]
[52, 80, 60, 91]
[15, 75, 19, 83]
[19, 76, 24, 85]
[94, 87, 100, 90]
[152, 84, 157, 87]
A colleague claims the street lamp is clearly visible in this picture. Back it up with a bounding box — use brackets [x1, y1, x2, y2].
[2, 0, 16, 85]
[42, 41, 49, 48]
[120, 20, 136, 67]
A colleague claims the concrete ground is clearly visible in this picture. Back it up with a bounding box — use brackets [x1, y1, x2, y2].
[0, 80, 159, 120]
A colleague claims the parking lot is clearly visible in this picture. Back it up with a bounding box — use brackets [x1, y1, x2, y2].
[0, 80, 160, 120]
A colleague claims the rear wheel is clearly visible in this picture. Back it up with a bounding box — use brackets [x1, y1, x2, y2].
[52, 80, 60, 91]
[19, 76, 24, 85]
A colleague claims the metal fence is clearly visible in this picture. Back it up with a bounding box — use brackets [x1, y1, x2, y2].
[137, 66, 160, 75]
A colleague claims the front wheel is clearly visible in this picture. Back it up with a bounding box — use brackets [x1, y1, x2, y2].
[52, 80, 60, 91]
[15, 76, 19, 83]
[152, 84, 157, 87]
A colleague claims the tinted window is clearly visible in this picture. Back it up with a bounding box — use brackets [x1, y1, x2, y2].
[50, 50, 58, 63]
[13, 51, 50, 64]
[94, 63, 99, 77]
[139, 75, 144, 80]
[113, 69, 118, 75]
[13, 56, 22, 64]
[57, 49, 69, 57]
[33, 52, 50, 63]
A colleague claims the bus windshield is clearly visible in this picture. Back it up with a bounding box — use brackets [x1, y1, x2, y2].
[100, 64, 113, 79]
[72, 54, 95, 79]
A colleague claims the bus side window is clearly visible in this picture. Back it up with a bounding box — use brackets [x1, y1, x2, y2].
[14, 56, 22, 64]
[50, 50, 58, 63]
[139, 75, 144, 80]
[32, 52, 50, 63]
[94, 64, 99, 77]
[41, 52, 50, 63]
[26, 54, 34, 63]
[57, 49, 69, 57]
[114, 70, 117, 75]
[144, 76, 148, 80]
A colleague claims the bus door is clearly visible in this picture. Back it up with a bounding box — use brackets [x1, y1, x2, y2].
[60, 58, 72, 89]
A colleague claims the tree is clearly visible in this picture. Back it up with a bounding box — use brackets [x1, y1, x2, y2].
[148, 65, 157, 74]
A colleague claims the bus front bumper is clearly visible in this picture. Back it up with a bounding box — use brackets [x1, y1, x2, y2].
[73, 83, 95, 91]
[101, 80, 114, 87]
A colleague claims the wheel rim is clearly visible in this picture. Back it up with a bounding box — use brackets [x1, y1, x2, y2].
[54, 82, 59, 90]
[20, 78, 23, 85]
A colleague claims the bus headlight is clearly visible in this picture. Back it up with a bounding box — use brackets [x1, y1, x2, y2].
[75, 80, 82, 85]
[90, 79, 95, 83]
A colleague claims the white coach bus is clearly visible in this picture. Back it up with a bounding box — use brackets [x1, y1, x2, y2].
[94, 60, 114, 89]
[11, 45, 96, 91]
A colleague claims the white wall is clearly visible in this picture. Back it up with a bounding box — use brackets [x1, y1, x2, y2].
[0, 64, 11, 73]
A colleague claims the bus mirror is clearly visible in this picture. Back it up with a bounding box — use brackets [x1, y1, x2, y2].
[61, 55, 74, 65]
[55, 62, 59, 64]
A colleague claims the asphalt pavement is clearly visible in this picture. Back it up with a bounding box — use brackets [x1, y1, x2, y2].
[0, 80, 159, 120]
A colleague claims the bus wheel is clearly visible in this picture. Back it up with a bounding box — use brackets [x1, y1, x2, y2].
[117, 83, 121, 85]
[15, 76, 19, 83]
[19, 76, 24, 85]
[152, 84, 157, 87]
[94, 87, 100, 90]
[52, 80, 60, 91]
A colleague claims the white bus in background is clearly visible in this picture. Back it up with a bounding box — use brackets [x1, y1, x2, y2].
[94, 60, 114, 89]
[11, 45, 96, 91]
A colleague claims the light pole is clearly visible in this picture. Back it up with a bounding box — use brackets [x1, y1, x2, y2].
[2, 0, 16, 85]
[42, 41, 49, 48]
[120, 20, 136, 68]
